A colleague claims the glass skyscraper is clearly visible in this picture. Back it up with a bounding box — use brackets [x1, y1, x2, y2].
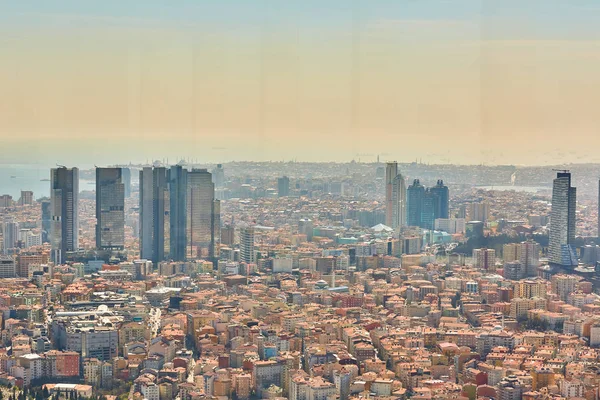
[139, 167, 169, 263]
[50, 167, 79, 263]
[407, 179, 425, 227]
[169, 165, 187, 262]
[96, 168, 125, 251]
[548, 171, 577, 267]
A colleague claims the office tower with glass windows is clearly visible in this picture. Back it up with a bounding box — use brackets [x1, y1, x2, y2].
[50, 167, 79, 263]
[548, 171, 577, 267]
[169, 165, 187, 261]
[407, 179, 425, 227]
[139, 167, 170, 263]
[96, 168, 125, 251]
[278, 176, 290, 197]
[385, 162, 406, 229]
[187, 169, 219, 260]
[430, 180, 449, 219]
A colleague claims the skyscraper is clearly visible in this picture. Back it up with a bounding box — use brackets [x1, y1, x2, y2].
[139, 167, 169, 263]
[421, 189, 436, 230]
[548, 171, 577, 267]
[2, 221, 18, 253]
[407, 179, 425, 227]
[19, 190, 34, 206]
[430, 180, 449, 219]
[385, 162, 406, 229]
[278, 176, 290, 197]
[122, 167, 132, 198]
[385, 162, 397, 227]
[169, 165, 187, 261]
[187, 169, 219, 259]
[239, 226, 255, 264]
[212, 164, 225, 188]
[96, 168, 125, 251]
[41, 199, 51, 243]
[50, 167, 79, 263]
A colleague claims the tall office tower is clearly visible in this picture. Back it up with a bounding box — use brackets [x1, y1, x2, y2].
[19, 190, 34, 206]
[169, 165, 187, 261]
[548, 171, 577, 267]
[50, 167, 79, 264]
[430, 180, 449, 219]
[385, 162, 398, 226]
[41, 199, 51, 243]
[391, 173, 407, 229]
[187, 169, 219, 259]
[407, 179, 425, 227]
[421, 189, 436, 230]
[96, 168, 125, 251]
[212, 164, 225, 187]
[139, 167, 169, 263]
[278, 176, 290, 197]
[468, 202, 489, 222]
[2, 221, 18, 253]
[239, 226, 255, 264]
[0, 195, 12, 208]
[122, 167, 132, 198]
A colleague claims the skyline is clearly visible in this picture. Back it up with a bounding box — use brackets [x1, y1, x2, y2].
[2, 1, 600, 165]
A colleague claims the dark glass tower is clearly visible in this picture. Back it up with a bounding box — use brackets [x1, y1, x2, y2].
[407, 179, 425, 227]
[548, 171, 577, 267]
[430, 180, 449, 219]
[169, 165, 187, 261]
[278, 176, 290, 197]
[421, 189, 436, 230]
[41, 199, 51, 243]
[50, 167, 79, 264]
[139, 167, 169, 263]
[96, 168, 125, 251]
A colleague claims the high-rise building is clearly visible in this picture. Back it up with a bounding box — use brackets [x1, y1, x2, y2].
[469, 202, 489, 222]
[139, 167, 170, 263]
[187, 169, 219, 259]
[473, 248, 496, 270]
[41, 199, 51, 243]
[2, 221, 18, 253]
[548, 172, 577, 267]
[50, 167, 79, 264]
[421, 189, 436, 230]
[278, 176, 290, 197]
[0, 195, 13, 208]
[497, 375, 523, 400]
[430, 180, 449, 219]
[385, 162, 406, 229]
[407, 179, 425, 227]
[385, 162, 397, 227]
[298, 219, 314, 241]
[239, 226, 255, 264]
[96, 168, 125, 251]
[519, 240, 540, 277]
[0, 255, 16, 278]
[122, 167, 132, 198]
[19, 190, 34, 206]
[169, 165, 187, 261]
[212, 164, 225, 188]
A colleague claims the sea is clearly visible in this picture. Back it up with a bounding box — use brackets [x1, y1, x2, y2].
[0, 164, 94, 199]
[475, 185, 551, 193]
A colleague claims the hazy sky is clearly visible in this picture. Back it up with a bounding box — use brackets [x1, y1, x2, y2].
[1, 1, 600, 166]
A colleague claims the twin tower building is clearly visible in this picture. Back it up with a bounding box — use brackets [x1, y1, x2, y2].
[385, 162, 449, 230]
[50, 165, 219, 264]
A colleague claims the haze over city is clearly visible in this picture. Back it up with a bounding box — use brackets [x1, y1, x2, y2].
[2, 1, 600, 165]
